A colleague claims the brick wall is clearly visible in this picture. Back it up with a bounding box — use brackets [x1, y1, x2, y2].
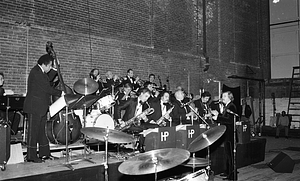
[0, 0, 270, 101]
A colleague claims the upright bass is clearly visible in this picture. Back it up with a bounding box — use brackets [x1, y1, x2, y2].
[45, 42, 82, 145]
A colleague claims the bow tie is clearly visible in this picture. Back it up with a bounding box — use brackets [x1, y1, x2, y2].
[162, 103, 169, 106]
[139, 100, 144, 105]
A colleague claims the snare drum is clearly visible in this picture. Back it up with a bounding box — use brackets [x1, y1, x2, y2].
[98, 95, 115, 110]
[177, 169, 208, 181]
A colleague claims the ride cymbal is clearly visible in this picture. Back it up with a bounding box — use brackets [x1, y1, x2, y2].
[188, 125, 226, 153]
[118, 148, 190, 175]
[81, 127, 134, 144]
[73, 78, 99, 95]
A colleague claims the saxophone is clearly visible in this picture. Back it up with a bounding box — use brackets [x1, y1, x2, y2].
[115, 107, 155, 131]
[156, 106, 175, 126]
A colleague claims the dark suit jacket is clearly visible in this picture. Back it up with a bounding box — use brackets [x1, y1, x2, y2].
[148, 100, 172, 122]
[194, 99, 208, 117]
[114, 98, 148, 122]
[170, 99, 191, 126]
[122, 76, 139, 90]
[0, 87, 4, 96]
[23, 65, 62, 116]
[215, 101, 237, 144]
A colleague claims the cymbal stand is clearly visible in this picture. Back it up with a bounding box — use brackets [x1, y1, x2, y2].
[153, 157, 158, 181]
[71, 103, 96, 164]
[103, 127, 109, 181]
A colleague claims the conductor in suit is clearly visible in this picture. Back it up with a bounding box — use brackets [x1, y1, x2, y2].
[23, 54, 62, 163]
[211, 91, 237, 180]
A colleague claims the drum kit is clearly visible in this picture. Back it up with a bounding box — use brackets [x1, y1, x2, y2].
[81, 125, 226, 181]
[55, 77, 227, 180]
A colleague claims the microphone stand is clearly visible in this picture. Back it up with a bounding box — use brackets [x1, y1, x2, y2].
[233, 114, 237, 181]
[226, 110, 238, 181]
[186, 104, 213, 175]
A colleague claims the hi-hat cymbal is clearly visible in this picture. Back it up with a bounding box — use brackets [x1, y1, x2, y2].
[118, 148, 190, 175]
[81, 127, 134, 144]
[73, 78, 99, 95]
[182, 157, 210, 167]
[188, 125, 226, 153]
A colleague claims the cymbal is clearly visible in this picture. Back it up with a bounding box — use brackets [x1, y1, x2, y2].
[188, 125, 226, 153]
[118, 148, 190, 175]
[69, 94, 100, 109]
[182, 157, 210, 167]
[81, 127, 134, 144]
[73, 78, 99, 95]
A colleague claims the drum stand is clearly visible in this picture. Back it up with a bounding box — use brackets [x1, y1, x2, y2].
[103, 127, 109, 181]
[70, 103, 96, 165]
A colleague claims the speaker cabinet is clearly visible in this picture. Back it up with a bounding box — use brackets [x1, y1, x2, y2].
[268, 152, 294, 173]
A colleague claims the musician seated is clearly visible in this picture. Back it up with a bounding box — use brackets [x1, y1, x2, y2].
[170, 90, 193, 126]
[144, 73, 157, 87]
[143, 82, 159, 103]
[0, 72, 5, 96]
[148, 91, 173, 127]
[115, 83, 134, 105]
[114, 88, 152, 133]
[194, 91, 214, 124]
[122, 69, 140, 91]
[102, 71, 121, 95]
[0, 72, 5, 120]
[89, 68, 104, 95]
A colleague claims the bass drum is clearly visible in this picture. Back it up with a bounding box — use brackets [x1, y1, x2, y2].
[85, 109, 102, 127]
[93, 114, 115, 129]
[85, 112, 114, 129]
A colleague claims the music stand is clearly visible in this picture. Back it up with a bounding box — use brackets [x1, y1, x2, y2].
[48, 94, 81, 170]
[68, 94, 101, 164]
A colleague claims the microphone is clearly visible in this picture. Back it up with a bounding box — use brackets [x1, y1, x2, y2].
[226, 109, 239, 117]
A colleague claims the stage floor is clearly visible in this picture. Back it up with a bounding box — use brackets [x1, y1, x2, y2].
[2, 136, 300, 181]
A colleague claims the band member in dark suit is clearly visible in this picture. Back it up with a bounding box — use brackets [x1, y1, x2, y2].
[148, 91, 173, 127]
[144, 74, 157, 87]
[211, 91, 237, 180]
[0, 72, 5, 96]
[121, 69, 140, 91]
[89, 68, 104, 95]
[103, 71, 120, 94]
[23, 54, 62, 163]
[194, 91, 213, 124]
[143, 81, 160, 103]
[114, 88, 151, 129]
[170, 90, 193, 126]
